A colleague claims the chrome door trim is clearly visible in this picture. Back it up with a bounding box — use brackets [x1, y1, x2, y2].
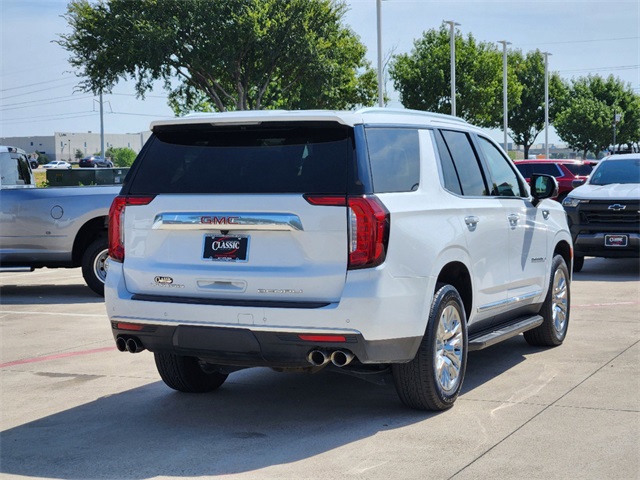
[477, 290, 543, 313]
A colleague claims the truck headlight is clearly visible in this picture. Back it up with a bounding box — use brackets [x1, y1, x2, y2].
[562, 196, 584, 208]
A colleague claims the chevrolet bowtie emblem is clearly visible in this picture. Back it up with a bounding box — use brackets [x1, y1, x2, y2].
[608, 204, 626, 211]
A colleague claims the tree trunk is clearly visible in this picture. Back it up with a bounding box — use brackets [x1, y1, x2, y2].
[523, 144, 530, 159]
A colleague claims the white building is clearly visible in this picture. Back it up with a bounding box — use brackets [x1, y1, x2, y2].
[0, 131, 152, 161]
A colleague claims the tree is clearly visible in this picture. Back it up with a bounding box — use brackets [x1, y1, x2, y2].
[389, 26, 520, 128]
[58, 0, 377, 114]
[75, 149, 84, 160]
[507, 50, 567, 159]
[105, 147, 137, 167]
[554, 75, 640, 158]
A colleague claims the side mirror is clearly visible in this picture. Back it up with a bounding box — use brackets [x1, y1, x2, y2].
[530, 174, 558, 207]
[572, 179, 586, 188]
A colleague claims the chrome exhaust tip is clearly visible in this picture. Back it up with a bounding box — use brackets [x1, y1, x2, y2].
[115, 336, 127, 352]
[125, 337, 145, 354]
[307, 350, 330, 367]
[330, 350, 354, 367]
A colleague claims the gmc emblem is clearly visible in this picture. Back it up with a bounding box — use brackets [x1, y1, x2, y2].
[608, 204, 626, 212]
[200, 216, 239, 225]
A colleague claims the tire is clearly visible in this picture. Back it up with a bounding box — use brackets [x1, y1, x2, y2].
[524, 254, 570, 347]
[154, 352, 228, 393]
[81, 236, 109, 296]
[392, 284, 468, 411]
[573, 255, 584, 273]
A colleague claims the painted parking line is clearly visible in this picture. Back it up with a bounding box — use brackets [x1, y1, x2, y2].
[572, 301, 640, 308]
[0, 310, 105, 318]
[0, 346, 116, 369]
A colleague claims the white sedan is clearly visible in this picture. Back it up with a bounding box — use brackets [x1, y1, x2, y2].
[42, 161, 72, 170]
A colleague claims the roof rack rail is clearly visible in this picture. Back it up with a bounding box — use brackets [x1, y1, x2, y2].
[356, 107, 468, 124]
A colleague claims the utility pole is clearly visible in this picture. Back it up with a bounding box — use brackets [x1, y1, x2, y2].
[543, 52, 552, 159]
[99, 91, 105, 158]
[376, 0, 384, 107]
[498, 40, 511, 153]
[613, 112, 621, 154]
[445, 20, 461, 116]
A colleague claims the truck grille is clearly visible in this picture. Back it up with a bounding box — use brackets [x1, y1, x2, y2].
[579, 201, 640, 224]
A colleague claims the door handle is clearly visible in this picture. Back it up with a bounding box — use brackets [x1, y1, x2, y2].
[508, 214, 520, 227]
[464, 216, 479, 231]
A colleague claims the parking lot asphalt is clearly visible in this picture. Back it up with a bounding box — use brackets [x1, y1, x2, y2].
[1, 257, 639, 480]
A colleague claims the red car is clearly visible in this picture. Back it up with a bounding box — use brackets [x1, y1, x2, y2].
[514, 159, 597, 202]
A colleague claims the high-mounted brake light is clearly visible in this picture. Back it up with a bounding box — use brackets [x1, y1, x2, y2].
[108, 195, 155, 263]
[304, 194, 390, 270]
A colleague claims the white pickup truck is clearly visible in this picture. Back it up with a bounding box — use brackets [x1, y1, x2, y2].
[0, 145, 120, 295]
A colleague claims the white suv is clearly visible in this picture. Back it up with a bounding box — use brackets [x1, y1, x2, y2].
[105, 108, 572, 411]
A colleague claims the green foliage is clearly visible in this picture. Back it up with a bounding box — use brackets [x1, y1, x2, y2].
[58, 0, 377, 113]
[507, 50, 567, 158]
[106, 147, 137, 167]
[389, 26, 520, 128]
[75, 149, 84, 160]
[35, 151, 49, 164]
[554, 75, 640, 158]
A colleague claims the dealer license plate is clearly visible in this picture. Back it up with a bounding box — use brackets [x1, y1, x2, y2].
[203, 235, 249, 262]
[604, 234, 628, 247]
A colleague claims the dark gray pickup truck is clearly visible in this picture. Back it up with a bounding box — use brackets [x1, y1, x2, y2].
[0, 145, 120, 295]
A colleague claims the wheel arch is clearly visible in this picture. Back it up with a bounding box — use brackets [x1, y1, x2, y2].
[72, 216, 108, 266]
[553, 240, 572, 278]
[435, 261, 472, 321]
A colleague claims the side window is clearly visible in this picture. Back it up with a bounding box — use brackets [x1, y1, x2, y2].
[365, 128, 420, 193]
[433, 130, 462, 195]
[530, 163, 561, 177]
[515, 163, 531, 178]
[15, 154, 33, 185]
[477, 137, 525, 197]
[439, 130, 488, 196]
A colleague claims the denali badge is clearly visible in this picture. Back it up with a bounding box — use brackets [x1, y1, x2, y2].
[258, 289, 303, 294]
[154, 276, 173, 284]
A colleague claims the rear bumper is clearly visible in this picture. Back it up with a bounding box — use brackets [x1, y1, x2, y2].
[111, 322, 421, 368]
[105, 261, 431, 365]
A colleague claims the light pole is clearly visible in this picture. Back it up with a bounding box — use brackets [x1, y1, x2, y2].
[543, 51, 552, 159]
[498, 40, 511, 153]
[444, 20, 460, 116]
[68, 139, 72, 162]
[376, 0, 384, 107]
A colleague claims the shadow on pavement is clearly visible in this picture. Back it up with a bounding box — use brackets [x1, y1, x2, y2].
[0, 340, 535, 479]
[0, 283, 103, 305]
[573, 257, 639, 282]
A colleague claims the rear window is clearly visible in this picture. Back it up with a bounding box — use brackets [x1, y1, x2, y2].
[127, 123, 352, 194]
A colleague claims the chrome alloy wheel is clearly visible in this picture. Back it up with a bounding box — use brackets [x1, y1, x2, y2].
[93, 248, 109, 283]
[435, 305, 464, 394]
[551, 267, 568, 337]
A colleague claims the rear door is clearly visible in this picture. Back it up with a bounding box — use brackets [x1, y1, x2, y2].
[120, 122, 354, 303]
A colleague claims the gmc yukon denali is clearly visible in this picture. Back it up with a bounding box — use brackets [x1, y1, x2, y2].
[105, 109, 573, 411]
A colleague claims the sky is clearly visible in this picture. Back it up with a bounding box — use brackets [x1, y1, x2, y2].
[1, 0, 639, 146]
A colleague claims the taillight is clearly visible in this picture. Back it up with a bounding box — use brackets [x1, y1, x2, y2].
[347, 196, 389, 269]
[108, 195, 155, 263]
[304, 194, 390, 270]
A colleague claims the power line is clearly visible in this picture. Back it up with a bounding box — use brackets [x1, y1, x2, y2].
[0, 77, 77, 93]
[520, 36, 639, 46]
[0, 94, 93, 111]
[0, 81, 81, 100]
[558, 64, 639, 74]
